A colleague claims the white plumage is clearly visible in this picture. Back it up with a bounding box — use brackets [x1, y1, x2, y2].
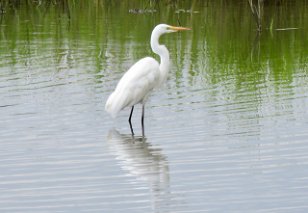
[105, 57, 159, 118]
[105, 24, 190, 135]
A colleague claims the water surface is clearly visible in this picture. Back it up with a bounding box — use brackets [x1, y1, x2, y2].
[1, 1, 308, 212]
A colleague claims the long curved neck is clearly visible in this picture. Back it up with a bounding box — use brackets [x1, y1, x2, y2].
[151, 32, 170, 86]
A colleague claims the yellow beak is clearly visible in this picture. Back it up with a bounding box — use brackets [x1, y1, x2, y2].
[169, 26, 191, 31]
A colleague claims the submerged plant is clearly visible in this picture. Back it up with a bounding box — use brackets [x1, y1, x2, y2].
[248, 0, 264, 32]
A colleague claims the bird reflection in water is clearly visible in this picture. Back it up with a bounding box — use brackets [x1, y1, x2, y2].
[107, 129, 170, 209]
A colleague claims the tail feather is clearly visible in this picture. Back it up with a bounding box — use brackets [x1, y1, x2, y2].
[105, 92, 118, 118]
[105, 90, 129, 118]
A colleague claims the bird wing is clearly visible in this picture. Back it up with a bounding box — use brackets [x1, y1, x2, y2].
[105, 57, 160, 117]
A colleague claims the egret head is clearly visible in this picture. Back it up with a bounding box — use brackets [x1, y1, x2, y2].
[154, 24, 191, 35]
[150, 23, 190, 57]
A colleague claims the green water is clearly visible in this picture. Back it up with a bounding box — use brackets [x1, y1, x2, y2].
[1, 1, 308, 212]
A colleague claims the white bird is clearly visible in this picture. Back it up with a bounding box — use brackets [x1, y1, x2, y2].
[105, 24, 190, 135]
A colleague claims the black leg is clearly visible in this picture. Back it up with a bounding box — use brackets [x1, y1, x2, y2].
[129, 106, 134, 135]
[141, 104, 145, 137]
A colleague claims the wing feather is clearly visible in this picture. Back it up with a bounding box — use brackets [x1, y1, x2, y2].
[105, 57, 160, 117]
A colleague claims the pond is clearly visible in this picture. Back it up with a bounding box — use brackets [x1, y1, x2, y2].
[0, 0, 308, 212]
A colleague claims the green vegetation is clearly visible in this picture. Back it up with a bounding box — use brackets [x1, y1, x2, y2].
[0, 0, 307, 94]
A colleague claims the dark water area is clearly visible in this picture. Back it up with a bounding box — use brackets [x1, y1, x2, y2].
[0, 1, 308, 212]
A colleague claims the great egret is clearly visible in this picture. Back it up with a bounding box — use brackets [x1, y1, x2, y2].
[105, 24, 190, 135]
